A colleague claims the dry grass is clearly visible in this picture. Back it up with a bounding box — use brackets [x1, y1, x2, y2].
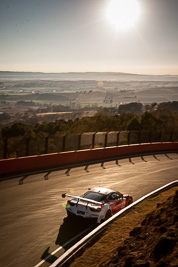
[70, 186, 178, 267]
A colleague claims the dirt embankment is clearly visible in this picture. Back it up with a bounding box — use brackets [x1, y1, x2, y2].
[106, 190, 178, 267]
[70, 188, 178, 267]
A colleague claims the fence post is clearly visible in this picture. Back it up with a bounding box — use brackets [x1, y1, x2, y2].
[92, 132, 96, 149]
[78, 133, 81, 150]
[149, 131, 152, 143]
[127, 131, 131, 145]
[117, 132, 120, 146]
[138, 131, 141, 144]
[3, 138, 8, 159]
[45, 136, 48, 154]
[62, 135, 66, 152]
[159, 131, 162, 143]
[170, 132, 174, 142]
[25, 137, 30, 156]
[104, 132, 108, 148]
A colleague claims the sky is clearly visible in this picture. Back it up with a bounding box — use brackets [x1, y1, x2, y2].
[0, 0, 178, 75]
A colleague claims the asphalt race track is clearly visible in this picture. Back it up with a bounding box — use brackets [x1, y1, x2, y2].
[0, 152, 178, 267]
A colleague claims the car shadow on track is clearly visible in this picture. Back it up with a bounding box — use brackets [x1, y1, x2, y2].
[55, 215, 96, 249]
[41, 247, 58, 265]
[40, 216, 96, 265]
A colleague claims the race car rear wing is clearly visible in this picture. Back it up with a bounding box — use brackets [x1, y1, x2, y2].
[62, 193, 103, 205]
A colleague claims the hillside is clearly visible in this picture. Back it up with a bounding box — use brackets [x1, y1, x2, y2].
[106, 191, 178, 267]
[69, 187, 178, 267]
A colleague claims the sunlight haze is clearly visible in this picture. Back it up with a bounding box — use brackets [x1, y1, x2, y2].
[0, 0, 178, 75]
[107, 0, 141, 30]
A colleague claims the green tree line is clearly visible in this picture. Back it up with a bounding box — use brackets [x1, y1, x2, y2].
[0, 107, 178, 159]
[1, 107, 178, 138]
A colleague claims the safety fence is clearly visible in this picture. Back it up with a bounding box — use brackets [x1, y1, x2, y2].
[0, 130, 177, 159]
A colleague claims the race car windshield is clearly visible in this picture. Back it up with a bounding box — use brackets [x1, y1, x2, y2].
[82, 191, 107, 202]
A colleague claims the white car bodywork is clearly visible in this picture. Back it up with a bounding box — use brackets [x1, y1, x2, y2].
[62, 187, 117, 223]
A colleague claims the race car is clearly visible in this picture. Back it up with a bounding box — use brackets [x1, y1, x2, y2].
[62, 187, 133, 223]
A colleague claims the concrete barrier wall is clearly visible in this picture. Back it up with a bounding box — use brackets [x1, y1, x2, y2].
[0, 142, 178, 176]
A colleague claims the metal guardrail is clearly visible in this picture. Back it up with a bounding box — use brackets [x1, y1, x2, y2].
[50, 180, 178, 267]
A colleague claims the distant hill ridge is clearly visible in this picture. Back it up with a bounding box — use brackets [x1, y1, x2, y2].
[0, 71, 178, 81]
[0, 70, 177, 76]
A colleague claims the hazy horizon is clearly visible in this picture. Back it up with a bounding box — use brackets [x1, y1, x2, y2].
[1, 70, 178, 82]
[1, 70, 178, 76]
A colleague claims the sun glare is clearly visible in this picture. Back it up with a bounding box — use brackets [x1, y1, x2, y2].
[107, 0, 141, 30]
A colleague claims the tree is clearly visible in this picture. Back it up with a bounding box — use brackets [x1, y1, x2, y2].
[1, 123, 34, 138]
[120, 112, 136, 130]
[118, 102, 143, 115]
[141, 112, 163, 131]
[127, 117, 141, 131]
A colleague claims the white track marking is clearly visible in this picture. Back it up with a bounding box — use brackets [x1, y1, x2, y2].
[34, 226, 93, 267]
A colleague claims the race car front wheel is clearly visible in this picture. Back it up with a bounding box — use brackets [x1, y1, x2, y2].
[127, 198, 133, 206]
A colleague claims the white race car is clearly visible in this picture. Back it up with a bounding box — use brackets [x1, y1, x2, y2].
[62, 187, 133, 223]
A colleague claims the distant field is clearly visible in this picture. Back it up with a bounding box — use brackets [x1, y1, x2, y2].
[1, 86, 178, 106]
[1, 73, 178, 110]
